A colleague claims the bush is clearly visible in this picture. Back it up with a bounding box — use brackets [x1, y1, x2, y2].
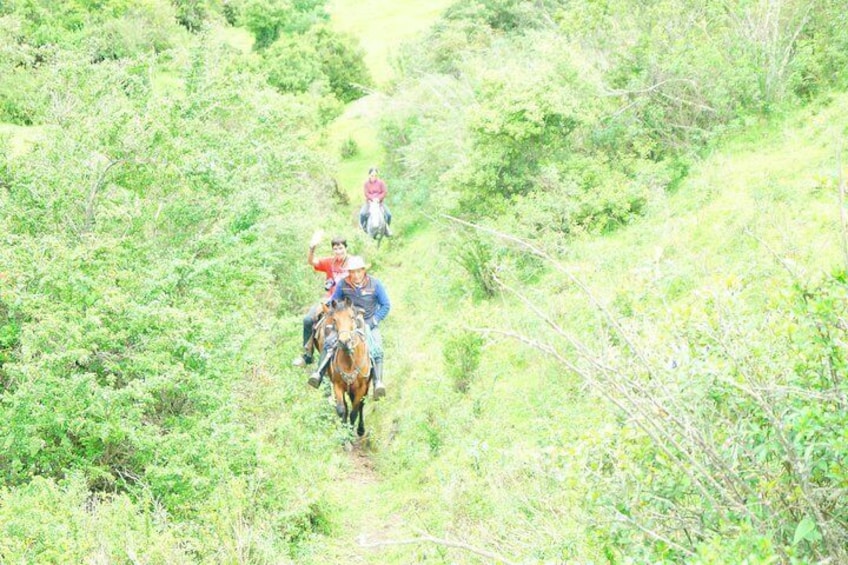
[339, 136, 358, 159]
[263, 35, 322, 94]
[309, 25, 371, 103]
[443, 330, 484, 392]
[586, 269, 848, 562]
[448, 234, 499, 299]
[172, 0, 209, 32]
[240, 0, 328, 50]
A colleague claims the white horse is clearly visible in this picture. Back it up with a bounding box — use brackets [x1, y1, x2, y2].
[365, 199, 388, 245]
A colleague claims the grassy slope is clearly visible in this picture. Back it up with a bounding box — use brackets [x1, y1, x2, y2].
[302, 21, 848, 559]
[2, 3, 844, 562]
[326, 0, 455, 86]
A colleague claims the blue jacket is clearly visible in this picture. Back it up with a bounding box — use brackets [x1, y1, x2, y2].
[331, 275, 391, 325]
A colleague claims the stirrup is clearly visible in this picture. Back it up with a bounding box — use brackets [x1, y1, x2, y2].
[308, 372, 322, 389]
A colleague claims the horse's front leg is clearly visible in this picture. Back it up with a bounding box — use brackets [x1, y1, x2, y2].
[350, 382, 368, 436]
[333, 381, 347, 421]
[354, 398, 365, 436]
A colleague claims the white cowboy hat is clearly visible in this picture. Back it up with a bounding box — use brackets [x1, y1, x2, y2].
[345, 256, 369, 271]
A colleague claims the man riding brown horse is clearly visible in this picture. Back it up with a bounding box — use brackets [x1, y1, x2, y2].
[323, 298, 372, 435]
[308, 255, 390, 399]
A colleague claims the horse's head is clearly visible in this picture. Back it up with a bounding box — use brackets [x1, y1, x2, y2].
[329, 298, 365, 354]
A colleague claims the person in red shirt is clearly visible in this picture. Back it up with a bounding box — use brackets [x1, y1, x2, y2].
[359, 167, 392, 236]
[293, 232, 350, 367]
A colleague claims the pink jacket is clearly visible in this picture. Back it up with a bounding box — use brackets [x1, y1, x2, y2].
[363, 178, 387, 202]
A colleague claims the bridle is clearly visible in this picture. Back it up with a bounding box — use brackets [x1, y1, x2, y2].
[331, 310, 369, 385]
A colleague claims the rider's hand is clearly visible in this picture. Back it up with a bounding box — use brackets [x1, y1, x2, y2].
[309, 230, 323, 248]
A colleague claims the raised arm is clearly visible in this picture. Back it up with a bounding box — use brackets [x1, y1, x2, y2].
[307, 230, 323, 267]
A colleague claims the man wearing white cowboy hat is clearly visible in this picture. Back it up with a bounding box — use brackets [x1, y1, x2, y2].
[308, 255, 391, 399]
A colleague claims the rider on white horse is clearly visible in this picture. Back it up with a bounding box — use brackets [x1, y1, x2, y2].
[359, 167, 392, 236]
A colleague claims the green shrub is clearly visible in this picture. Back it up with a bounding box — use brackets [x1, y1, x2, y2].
[221, 0, 240, 25]
[448, 235, 499, 299]
[587, 269, 848, 562]
[240, 0, 328, 50]
[172, 0, 209, 32]
[309, 25, 371, 103]
[443, 330, 484, 392]
[263, 35, 322, 94]
[339, 136, 358, 159]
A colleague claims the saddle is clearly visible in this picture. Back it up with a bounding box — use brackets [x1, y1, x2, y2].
[308, 305, 367, 353]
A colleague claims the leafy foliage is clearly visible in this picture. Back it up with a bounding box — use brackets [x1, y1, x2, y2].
[239, 0, 328, 49]
[447, 234, 498, 298]
[262, 25, 371, 103]
[0, 0, 345, 556]
[384, 0, 848, 243]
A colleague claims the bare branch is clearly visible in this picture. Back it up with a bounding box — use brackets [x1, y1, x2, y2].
[613, 508, 695, 557]
[84, 158, 126, 233]
[744, 227, 804, 281]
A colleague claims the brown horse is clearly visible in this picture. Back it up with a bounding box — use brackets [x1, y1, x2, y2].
[325, 298, 372, 436]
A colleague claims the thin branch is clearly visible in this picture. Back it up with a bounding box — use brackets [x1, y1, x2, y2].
[602, 78, 698, 98]
[473, 326, 738, 528]
[447, 216, 766, 525]
[656, 90, 716, 113]
[613, 508, 695, 556]
[84, 158, 126, 233]
[744, 227, 804, 281]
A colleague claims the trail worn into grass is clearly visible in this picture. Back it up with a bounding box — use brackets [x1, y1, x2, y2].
[308, 4, 454, 562]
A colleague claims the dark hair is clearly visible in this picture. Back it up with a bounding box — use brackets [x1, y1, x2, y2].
[368, 167, 378, 175]
[331, 236, 347, 247]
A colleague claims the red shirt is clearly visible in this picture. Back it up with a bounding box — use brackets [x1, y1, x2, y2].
[364, 178, 387, 202]
[314, 256, 348, 298]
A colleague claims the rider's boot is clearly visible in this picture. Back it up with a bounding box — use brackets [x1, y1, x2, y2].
[371, 359, 386, 399]
[294, 317, 315, 366]
[302, 325, 315, 365]
[308, 347, 331, 389]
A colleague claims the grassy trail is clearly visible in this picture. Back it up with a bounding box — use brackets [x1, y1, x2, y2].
[302, 3, 456, 563]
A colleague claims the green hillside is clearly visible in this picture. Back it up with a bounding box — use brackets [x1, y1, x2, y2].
[1, 0, 847, 564]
